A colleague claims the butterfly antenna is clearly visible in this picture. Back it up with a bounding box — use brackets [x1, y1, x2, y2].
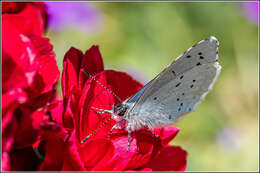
[81, 116, 113, 143]
[81, 69, 122, 103]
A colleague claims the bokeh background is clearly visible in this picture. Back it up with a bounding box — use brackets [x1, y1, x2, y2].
[44, 1, 258, 171]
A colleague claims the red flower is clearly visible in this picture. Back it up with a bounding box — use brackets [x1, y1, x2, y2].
[2, 2, 59, 171]
[2, 1, 48, 35]
[37, 46, 187, 171]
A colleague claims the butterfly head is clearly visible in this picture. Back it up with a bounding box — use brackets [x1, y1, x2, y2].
[113, 104, 129, 116]
[110, 103, 128, 121]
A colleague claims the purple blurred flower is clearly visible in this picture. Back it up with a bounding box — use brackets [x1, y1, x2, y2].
[45, 2, 103, 33]
[241, 2, 259, 25]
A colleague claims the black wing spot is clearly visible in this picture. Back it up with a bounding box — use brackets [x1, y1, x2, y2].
[186, 55, 191, 58]
[182, 93, 185, 96]
[153, 97, 157, 100]
[180, 75, 184, 79]
[178, 107, 181, 112]
[180, 103, 183, 106]
[172, 70, 176, 75]
[196, 62, 201, 66]
[193, 80, 196, 82]
[199, 56, 204, 59]
[177, 98, 180, 101]
[198, 52, 202, 55]
[190, 84, 194, 88]
[175, 82, 181, 87]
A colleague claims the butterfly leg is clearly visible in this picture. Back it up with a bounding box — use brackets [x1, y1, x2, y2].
[93, 109, 113, 127]
[81, 117, 113, 143]
[148, 128, 160, 138]
[108, 120, 124, 138]
[109, 124, 118, 138]
[96, 113, 113, 127]
[126, 128, 131, 152]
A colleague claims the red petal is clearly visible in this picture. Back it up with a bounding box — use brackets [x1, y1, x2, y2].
[2, 109, 17, 155]
[78, 138, 114, 170]
[26, 90, 56, 111]
[145, 146, 188, 171]
[84, 129, 162, 171]
[62, 47, 83, 98]
[38, 138, 65, 171]
[29, 35, 60, 94]
[48, 100, 64, 127]
[79, 45, 104, 88]
[2, 89, 27, 114]
[62, 88, 79, 130]
[2, 18, 38, 87]
[104, 70, 143, 103]
[61, 144, 86, 171]
[160, 126, 180, 145]
[61, 132, 85, 171]
[2, 2, 47, 35]
[110, 133, 155, 170]
[37, 126, 68, 171]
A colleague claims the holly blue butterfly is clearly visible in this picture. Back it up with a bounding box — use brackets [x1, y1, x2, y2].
[82, 36, 221, 152]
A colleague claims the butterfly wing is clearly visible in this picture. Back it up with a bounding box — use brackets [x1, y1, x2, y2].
[127, 36, 221, 129]
[125, 80, 153, 109]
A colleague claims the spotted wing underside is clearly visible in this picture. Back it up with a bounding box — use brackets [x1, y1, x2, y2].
[127, 36, 221, 128]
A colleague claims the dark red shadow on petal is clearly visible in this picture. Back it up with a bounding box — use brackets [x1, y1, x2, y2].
[9, 147, 41, 171]
[145, 146, 187, 171]
[2, 52, 28, 93]
[2, 2, 27, 14]
[12, 107, 39, 149]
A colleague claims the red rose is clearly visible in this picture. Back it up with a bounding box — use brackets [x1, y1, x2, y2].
[37, 46, 187, 171]
[2, 2, 59, 171]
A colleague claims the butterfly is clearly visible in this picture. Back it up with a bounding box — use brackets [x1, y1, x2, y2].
[81, 36, 221, 152]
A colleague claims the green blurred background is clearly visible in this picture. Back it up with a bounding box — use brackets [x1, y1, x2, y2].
[45, 2, 258, 171]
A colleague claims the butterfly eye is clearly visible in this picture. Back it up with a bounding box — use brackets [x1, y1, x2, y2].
[114, 104, 128, 116]
[118, 111, 126, 116]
